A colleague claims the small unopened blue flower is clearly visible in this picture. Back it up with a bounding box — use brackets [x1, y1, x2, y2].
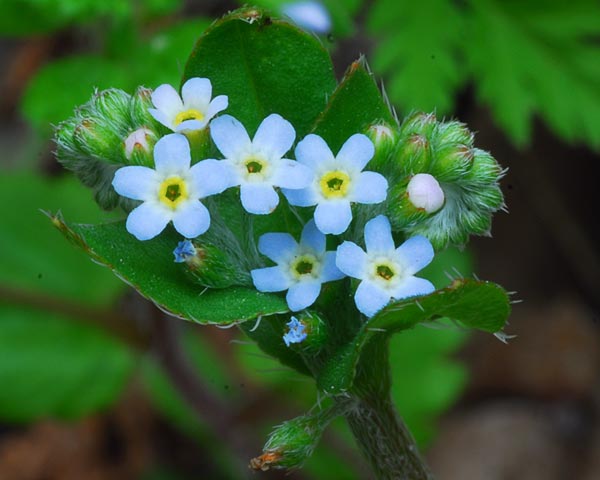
[336, 215, 435, 317]
[283, 316, 307, 347]
[210, 113, 312, 215]
[283, 134, 388, 235]
[112, 134, 231, 240]
[251, 220, 345, 311]
[149, 77, 228, 133]
[173, 239, 196, 263]
[282, 1, 332, 34]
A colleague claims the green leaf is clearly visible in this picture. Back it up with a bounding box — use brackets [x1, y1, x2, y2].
[52, 217, 289, 325]
[312, 58, 395, 151]
[367, 0, 465, 114]
[0, 304, 134, 422]
[182, 7, 337, 136]
[465, 0, 600, 148]
[317, 279, 510, 394]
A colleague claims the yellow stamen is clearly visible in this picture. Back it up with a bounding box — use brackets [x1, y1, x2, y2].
[291, 254, 318, 279]
[319, 170, 350, 198]
[158, 176, 188, 209]
[174, 109, 204, 126]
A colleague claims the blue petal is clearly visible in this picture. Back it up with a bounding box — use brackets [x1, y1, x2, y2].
[300, 220, 325, 253]
[258, 232, 298, 263]
[314, 200, 352, 234]
[175, 119, 207, 132]
[351, 171, 388, 204]
[354, 280, 391, 317]
[282, 1, 332, 34]
[172, 200, 211, 238]
[282, 186, 319, 207]
[335, 241, 367, 279]
[210, 115, 251, 159]
[112, 166, 158, 201]
[151, 84, 182, 117]
[272, 159, 313, 189]
[181, 77, 212, 108]
[321, 251, 345, 282]
[286, 281, 321, 311]
[253, 114, 296, 158]
[283, 316, 307, 346]
[240, 184, 280, 214]
[364, 215, 395, 254]
[126, 202, 171, 241]
[251, 266, 290, 292]
[154, 133, 191, 175]
[190, 159, 232, 197]
[390, 276, 435, 301]
[173, 240, 196, 263]
[294, 134, 334, 170]
[148, 108, 173, 130]
[206, 95, 228, 119]
[395, 235, 435, 275]
[336, 134, 374, 172]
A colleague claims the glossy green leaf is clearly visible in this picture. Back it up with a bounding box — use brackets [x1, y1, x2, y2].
[52, 217, 289, 325]
[312, 58, 395, 151]
[182, 7, 337, 136]
[0, 304, 134, 421]
[317, 279, 510, 394]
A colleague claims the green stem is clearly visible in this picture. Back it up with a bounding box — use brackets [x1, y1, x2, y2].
[343, 338, 433, 480]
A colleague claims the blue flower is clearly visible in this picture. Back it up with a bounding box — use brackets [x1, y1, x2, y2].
[283, 317, 307, 347]
[112, 133, 231, 240]
[336, 215, 435, 317]
[173, 239, 196, 263]
[251, 220, 345, 311]
[282, 133, 388, 235]
[149, 77, 228, 133]
[210, 113, 312, 214]
[282, 1, 332, 34]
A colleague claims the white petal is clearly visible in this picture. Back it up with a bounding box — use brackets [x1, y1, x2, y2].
[126, 202, 171, 241]
[314, 200, 352, 235]
[272, 159, 313, 189]
[364, 215, 395, 254]
[154, 134, 191, 175]
[258, 233, 298, 263]
[172, 201, 211, 238]
[175, 119, 207, 132]
[351, 171, 388, 204]
[210, 115, 251, 159]
[321, 251, 345, 282]
[395, 235, 435, 275]
[181, 77, 212, 109]
[355, 280, 391, 317]
[336, 134, 374, 172]
[336, 241, 367, 279]
[251, 266, 290, 292]
[390, 276, 435, 301]
[206, 95, 228, 120]
[281, 186, 318, 207]
[300, 219, 325, 253]
[240, 184, 280, 214]
[112, 166, 158, 201]
[190, 159, 232, 197]
[286, 281, 321, 311]
[253, 114, 296, 158]
[148, 108, 174, 130]
[294, 134, 334, 170]
[151, 84, 183, 117]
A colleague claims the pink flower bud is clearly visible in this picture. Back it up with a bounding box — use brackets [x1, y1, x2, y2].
[407, 173, 445, 213]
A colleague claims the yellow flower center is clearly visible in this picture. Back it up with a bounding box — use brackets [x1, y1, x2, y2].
[174, 109, 204, 126]
[158, 176, 188, 209]
[291, 254, 318, 279]
[319, 170, 350, 198]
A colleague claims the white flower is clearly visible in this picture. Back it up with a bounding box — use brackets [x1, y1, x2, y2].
[283, 134, 388, 235]
[210, 113, 312, 214]
[112, 133, 231, 240]
[336, 215, 435, 317]
[251, 220, 345, 311]
[407, 173, 445, 213]
[149, 77, 228, 133]
[281, 1, 332, 34]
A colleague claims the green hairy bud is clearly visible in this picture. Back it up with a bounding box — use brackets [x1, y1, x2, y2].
[386, 112, 506, 249]
[366, 122, 398, 171]
[286, 310, 328, 355]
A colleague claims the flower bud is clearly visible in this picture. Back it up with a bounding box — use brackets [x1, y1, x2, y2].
[406, 173, 445, 213]
[433, 120, 474, 147]
[73, 117, 123, 161]
[124, 127, 156, 166]
[175, 239, 252, 289]
[365, 122, 398, 172]
[399, 111, 437, 138]
[129, 86, 156, 127]
[283, 311, 328, 354]
[395, 133, 431, 173]
[431, 143, 473, 182]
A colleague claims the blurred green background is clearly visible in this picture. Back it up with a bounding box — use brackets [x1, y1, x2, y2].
[1, 1, 599, 479]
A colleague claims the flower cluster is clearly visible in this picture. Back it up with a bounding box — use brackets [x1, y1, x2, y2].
[106, 77, 436, 326]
